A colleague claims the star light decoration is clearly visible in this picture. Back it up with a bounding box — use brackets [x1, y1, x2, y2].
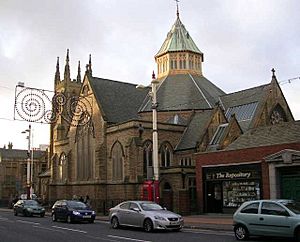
[14, 85, 92, 126]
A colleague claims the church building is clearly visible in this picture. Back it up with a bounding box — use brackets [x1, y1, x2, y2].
[48, 8, 298, 215]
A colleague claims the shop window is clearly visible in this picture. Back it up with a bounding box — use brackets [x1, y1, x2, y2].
[240, 202, 259, 214]
[223, 181, 260, 207]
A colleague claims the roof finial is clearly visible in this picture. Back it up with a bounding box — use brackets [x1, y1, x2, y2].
[174, 0, 180, 17]
[152, 70, 156, 80]
[54, 56, 60, 84]
[271, 68, 276, 78]
[88, 54, 92, 76]
[64, 49, 71, 81]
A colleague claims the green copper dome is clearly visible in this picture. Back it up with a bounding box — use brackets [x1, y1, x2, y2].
[155, 15, 202, 58]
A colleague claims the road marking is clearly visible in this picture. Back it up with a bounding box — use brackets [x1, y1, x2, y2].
[52, 225, 87, 234]
[107, 235, 152, 242]
[183, 228, 233, 236]
[16, 220, 40, 225]
[33, 225, 66, 233]
[0, 217, 9, 221]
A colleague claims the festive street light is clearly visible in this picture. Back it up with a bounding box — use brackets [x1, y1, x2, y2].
[21, 124, 32, 199]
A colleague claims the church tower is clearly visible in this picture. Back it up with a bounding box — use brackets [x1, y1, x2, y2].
[155, 6, 204, 79]
[53, 49, 83, 141]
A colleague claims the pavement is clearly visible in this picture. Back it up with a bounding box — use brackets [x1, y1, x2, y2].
[0, 208, 233, 231]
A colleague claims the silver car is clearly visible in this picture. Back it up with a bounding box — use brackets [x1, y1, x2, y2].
[233, 199, 300, 241]
[108, 201, 184, 232]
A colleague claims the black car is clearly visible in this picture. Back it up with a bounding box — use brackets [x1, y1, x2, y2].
[13, 199, 45, 217]
[51, 200, 96, 223]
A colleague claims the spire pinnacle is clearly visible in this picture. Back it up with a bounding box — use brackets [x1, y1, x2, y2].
[87, 54, 92, 76]
[77, 61, 81, 83]
[54, 56, 60, 84]
[64, 49, 71, 81]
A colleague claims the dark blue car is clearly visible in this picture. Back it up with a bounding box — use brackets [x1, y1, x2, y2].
[51, 200, 96, 223]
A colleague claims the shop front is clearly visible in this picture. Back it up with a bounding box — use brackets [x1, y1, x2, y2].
[203, 163, 262, 213]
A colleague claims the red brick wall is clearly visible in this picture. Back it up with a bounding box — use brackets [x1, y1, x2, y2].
[195, 143, 300, 212]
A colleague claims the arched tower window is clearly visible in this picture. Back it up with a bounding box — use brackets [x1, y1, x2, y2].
[112, 141, 124, 181]
[160, 143, 173, 167]
[143, 141, 153, 179]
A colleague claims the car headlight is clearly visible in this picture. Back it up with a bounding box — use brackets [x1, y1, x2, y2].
[72, 211, 81, 215]
[154, 215, 167, 221]
[92, 211, 96, 215]
[179, 216, 183, 221]
[27, 208, 33, 211]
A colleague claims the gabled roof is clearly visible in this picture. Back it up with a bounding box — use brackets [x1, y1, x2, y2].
[0, 148, 46, 160]
[155, 15, 202, 58]
[220, 83, 271, 131]
[89, 77, 149, 124]
[175, 110, 213, 151]
[226, 121, 300, 150]
[139, 74, 225, 112]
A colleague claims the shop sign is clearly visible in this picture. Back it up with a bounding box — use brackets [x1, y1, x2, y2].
[206, 171, 252, 180]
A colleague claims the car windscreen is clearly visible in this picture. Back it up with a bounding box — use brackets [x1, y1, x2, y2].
[67, 201, 88, 209]
[140, 203, 163, 211]
[284, 201, 300, 214]
[24, 200, 39, 206]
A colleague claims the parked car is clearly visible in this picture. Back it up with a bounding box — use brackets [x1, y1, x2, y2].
[13, 199, 45, 217]
[51, 200, 96, 223]
[233, 199, 300, 241]
[108, 200, 184, 232]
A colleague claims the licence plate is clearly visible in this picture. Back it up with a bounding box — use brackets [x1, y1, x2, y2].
[170, 221, 178, 225]
[83, 215, 91, 218]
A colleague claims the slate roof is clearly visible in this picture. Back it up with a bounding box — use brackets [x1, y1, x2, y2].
[0, 148, 46, 160]
[175, 110, 213, 151]
[155, 15, 202, 58]
[226, 121, 300, 150]
[220, 83, 271, 131]
[139, 74, 225, 112]
[89, 77, 149, 124]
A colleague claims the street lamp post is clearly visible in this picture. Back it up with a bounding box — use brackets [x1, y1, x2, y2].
[151, 72, 160, 203]
[22, 124, 32, 199]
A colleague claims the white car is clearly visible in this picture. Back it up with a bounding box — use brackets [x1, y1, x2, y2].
[108, 201, 184, 232]
[233, 199, 300, 241]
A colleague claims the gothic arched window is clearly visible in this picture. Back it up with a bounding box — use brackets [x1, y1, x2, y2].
[160, 143, 172, 167]
[270, 104, 287, 125]
[58, 152, 66, 181]
[112, 141, 124, 181]
[143, 141, 153, 179]
[76, 123, 95, 181]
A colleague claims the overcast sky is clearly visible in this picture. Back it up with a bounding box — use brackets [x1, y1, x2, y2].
[0, 0, 299, 150]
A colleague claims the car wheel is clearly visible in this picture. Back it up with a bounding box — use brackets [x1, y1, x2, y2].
[66, 215, 72, 223]
[52, 213, 57, 222]
[24, 210, 30, 217]
[111, 216, 119, 229]
[89, 219, 94, 223]
[173, 228, 181, 232]
[40, 213, 45, 218]
[14, 210, 18, 216]
[234, 224, 249, 241]
[143, 219, 153, 232]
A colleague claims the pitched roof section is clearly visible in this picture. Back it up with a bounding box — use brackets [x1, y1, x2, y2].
[139, 74, 225, 112]
[155, 16, 202, 58]
[89, 77, 149, 124]
[220, 83, 271, 131]
[175, 110, 213, 151]
[0, 148, 45, 160]
[226, 121, 300, 150]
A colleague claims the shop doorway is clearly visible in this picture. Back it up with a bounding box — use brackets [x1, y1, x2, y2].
[206, 182, 222, 213]
[161, 182, 173, 211]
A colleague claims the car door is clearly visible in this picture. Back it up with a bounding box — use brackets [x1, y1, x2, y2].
[126, 202, 144, 227]
[237, 201, 261, 235]
[54, 201, 62, 219]
[257, 201, 293, 237]
[15, 200, 23, 214]
[117, 202, 130, 225]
